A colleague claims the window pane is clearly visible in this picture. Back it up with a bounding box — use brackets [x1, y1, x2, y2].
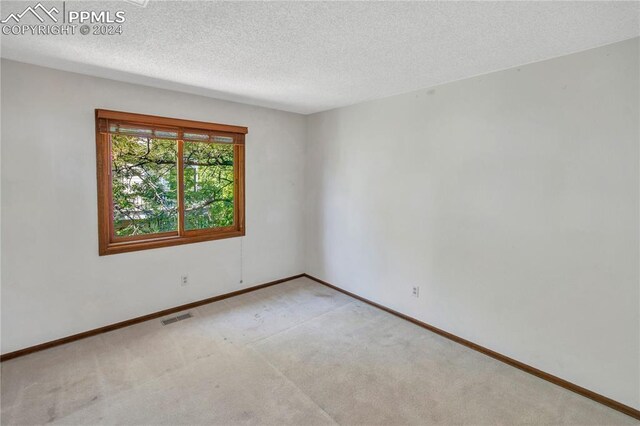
[111, 135, 178, 236]
[183, 142, 234, 230]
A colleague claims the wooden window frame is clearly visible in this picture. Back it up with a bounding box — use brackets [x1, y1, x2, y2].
[95, 109, 246, 255]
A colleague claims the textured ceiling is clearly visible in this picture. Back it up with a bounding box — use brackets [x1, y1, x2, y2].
[1, 1, 638, 114]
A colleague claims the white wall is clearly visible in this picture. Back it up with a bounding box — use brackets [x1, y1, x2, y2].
[1, 60, 306, 354]
[305, 38, 639, 409]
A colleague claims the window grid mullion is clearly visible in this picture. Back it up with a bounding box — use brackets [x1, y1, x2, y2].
[177, 132, 185, 237]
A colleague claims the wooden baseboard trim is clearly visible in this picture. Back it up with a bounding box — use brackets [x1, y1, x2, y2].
[0, 274, 304, 362]
[303, 273, 640, 421]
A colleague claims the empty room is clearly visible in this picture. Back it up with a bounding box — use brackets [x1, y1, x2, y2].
[1, 1, 639, 424]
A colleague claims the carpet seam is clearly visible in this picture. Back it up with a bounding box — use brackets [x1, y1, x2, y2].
[245, 291, 355, 346]
[246, 345, 341, 426]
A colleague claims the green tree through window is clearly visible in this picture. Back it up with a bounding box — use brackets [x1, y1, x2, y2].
[183, 142, 234, 230]
[96, 109, 246, 255]
[112, 136, 178, 236]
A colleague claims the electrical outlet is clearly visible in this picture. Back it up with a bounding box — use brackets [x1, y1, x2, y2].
[180, 275, 189, 286]
[412, 285, 420, 298]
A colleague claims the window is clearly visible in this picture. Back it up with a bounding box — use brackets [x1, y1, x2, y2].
[95, 109, 246, 255]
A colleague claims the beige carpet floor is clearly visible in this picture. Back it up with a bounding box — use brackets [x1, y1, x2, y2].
[1, 277, 637, 425]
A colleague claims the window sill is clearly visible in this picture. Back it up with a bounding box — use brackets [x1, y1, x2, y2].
[100, 230, 245, 255]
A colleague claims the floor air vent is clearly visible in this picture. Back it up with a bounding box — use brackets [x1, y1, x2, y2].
[161, 312, 193, 325]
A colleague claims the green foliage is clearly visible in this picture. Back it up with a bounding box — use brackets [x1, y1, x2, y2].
[183, 142, 234, 230]
[111, 135, 234, 236]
